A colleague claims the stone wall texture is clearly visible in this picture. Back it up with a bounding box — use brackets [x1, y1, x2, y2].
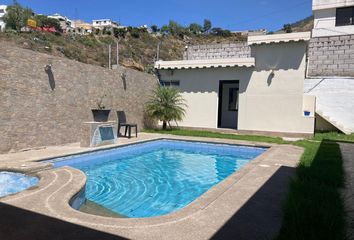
[183, 42, 251, 60]
[0, 44, 157, 153]
[308, 34, 354, 77]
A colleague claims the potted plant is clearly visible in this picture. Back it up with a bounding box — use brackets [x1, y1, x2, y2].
[92, 94, 111, 122]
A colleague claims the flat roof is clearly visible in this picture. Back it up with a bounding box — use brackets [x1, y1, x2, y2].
[248, 32, 311, 45]
[155, 58, 255, 70]
[92, 19, 112, 22]
[313, 0, 354, 10]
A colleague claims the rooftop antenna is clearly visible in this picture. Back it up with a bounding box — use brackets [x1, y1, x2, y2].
[108, 44, 112, 69]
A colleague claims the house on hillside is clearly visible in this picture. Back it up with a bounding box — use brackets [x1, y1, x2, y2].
[155, 32, 316, 137]
[0, 5, 7, 32]
[92, 19, 119, 31]
[48, 13, 73, 33]
[72, 20, 92, 35]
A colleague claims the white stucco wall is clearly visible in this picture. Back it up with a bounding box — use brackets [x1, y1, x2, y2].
[158, 41, 315, 134]
[313, 0, 354, 10]
[313, 7, 354, 37]
[238, 42, 314, 134]
[159, 68, 251, 129]
[304, 77, 354, 133]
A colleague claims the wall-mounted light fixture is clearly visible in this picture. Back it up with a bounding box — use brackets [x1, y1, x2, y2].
[270, 69, 275, 78]
[44, 64, 52, 72]
[121, 70, 127, 91]
[121, 70, 127, 81]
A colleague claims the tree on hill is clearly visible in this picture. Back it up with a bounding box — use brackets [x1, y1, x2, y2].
[113, 27, 127, 38]
[283, 24, 293, 33]
[168, 20, 186, 37]
[151, 25, 159, 33]
[160, 20, 188, 38]
[160, 24, 169, 35]
[188, 23, 202, 34]
[211, 27, 231, 37]
[3, 0, 33, 31]
[35, 15, 62, 32]
[203, 19, 212, 33]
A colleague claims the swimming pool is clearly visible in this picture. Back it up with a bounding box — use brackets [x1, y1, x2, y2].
[0, 172, 39, 198]
[50, 139, 266, 218]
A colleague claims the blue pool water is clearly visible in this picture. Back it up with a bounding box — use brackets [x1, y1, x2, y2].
[0, 172, 39, 198]
[51, 140, 266, 218]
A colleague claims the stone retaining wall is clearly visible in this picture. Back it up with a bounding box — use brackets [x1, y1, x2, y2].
[183, 42, 251, 60]
[0, 44, 157, 153]
[308, 34, 354, 77]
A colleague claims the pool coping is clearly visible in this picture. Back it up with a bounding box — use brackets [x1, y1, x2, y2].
[0, 134, 303, 239]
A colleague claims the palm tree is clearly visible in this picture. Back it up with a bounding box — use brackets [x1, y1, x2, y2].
[145, 85, 187, 130]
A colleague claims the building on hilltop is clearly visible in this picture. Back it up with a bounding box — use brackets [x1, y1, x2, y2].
[92, 19, 119, 30]
[0, 5, 7, 32]
[72, 20, 92, 35]
[48, 13, 73, 33]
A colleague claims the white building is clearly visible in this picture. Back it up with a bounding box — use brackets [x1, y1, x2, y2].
[92, 19, 119, 30]
[306, 0, 354, 134]
[48, 13, 73, 32]
[0, 5, 7, 32]
[312, 0, 354, 37]
[155, 32, 316, 137]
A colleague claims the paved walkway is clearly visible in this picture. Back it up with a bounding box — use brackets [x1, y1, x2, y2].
[0, 134, 303, 240]
[340, 142, 354, 240]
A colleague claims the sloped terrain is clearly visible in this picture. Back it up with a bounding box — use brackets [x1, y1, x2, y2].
[0, 31, 245, 72]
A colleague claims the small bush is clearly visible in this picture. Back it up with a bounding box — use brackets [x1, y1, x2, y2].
[78, 36, 98, 47]
[129, 28, 141, 38]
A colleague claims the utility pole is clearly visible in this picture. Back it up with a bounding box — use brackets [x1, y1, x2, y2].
[116, 41, 119, 65]
[156, 42, 161, 61]
[108, 44, 111, 69]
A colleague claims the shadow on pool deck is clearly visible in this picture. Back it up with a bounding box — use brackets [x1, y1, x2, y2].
[0, 202, 127, 240]
[0, 167, 297, 240]
[212, 166, 295, 240]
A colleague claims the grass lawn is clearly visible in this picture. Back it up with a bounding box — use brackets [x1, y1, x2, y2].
[143, 128, 354, 240]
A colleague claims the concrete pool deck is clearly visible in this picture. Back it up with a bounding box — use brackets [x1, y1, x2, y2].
[0, 133, 303, 240]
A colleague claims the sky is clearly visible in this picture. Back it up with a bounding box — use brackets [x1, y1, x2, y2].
[1, 0, 313, 31]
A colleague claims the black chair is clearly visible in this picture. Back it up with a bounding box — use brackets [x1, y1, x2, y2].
[117, 111, 138, 138]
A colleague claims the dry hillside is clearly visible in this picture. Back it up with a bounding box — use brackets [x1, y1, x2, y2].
[0, 16, 313, 72]
[0, 31, 245, 73]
